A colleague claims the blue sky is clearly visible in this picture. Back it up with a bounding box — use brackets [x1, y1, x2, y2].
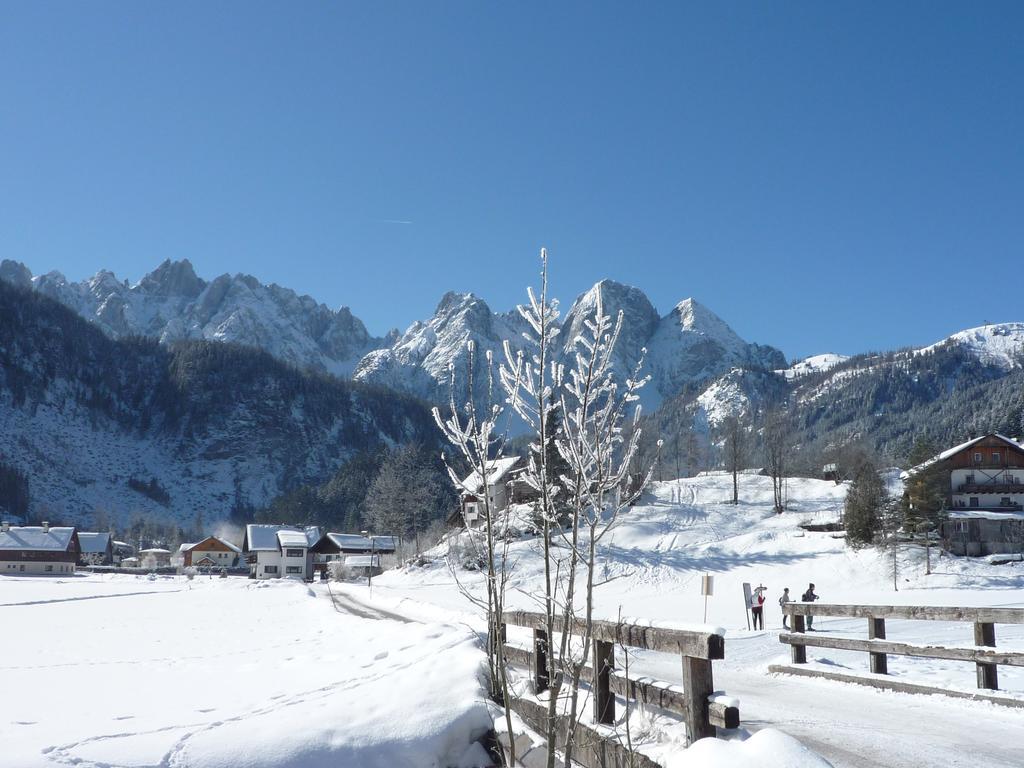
[1, 2, 1021, 360]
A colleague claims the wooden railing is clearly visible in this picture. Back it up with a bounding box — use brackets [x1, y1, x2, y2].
[771, 603, 1024, 707]
[500, 610, 738, 768]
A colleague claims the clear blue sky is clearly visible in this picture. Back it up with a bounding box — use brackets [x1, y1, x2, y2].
[2, 2, 1021, 361]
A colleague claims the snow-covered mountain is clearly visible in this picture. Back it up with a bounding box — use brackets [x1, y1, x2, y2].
[776, 353, 851, 380]
[354, 291, 533, 405]
[0, 259, 383, 376]
[919, 323, 1024, 370]
[356, 279, 788, 412]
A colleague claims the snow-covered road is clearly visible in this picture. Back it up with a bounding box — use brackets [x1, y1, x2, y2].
[629, 626, 1024, 768]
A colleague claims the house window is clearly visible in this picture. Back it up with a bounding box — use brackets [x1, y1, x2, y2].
[286, 548, 305, 558]
[1001, 497, 1012, 507]
[974, 452, 983, 464]
[264, 565, 279, 574]
[965, 474, 975, 485]
[969, 497, 979, 507]
[286, 566, 302, 574]
[954, 521, 969, 533]
[993, 452, 1001, 464]
[45, 565, 53, 572]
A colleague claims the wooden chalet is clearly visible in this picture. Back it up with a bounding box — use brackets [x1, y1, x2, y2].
[179, 536, 242, 568]
[0, 521, 80, 575]
[903, 433, 1024, 556]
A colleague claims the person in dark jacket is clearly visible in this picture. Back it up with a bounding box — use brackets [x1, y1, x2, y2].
[802, 583, 819, 629]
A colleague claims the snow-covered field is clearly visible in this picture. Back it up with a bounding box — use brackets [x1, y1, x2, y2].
[4, 474, 1023, 768]
[0, 575, 491, 768]
[374, 475, 1024, 767]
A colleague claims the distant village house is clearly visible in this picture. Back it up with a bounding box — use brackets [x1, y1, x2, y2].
[177, 536, 242, 569]
[77, 532, 114, 566]
[243, 524, 320, 580]
[448, 456, 521, 529]
[0, 522, 80, 575]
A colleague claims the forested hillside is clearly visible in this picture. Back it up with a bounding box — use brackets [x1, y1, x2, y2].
[0, 281, 438, 527]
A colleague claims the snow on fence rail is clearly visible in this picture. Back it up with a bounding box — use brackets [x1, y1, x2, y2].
[771, 603, 1024, 708]
[501, 610, 738, 768]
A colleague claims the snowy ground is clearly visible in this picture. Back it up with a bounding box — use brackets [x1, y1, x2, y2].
[371, 474, 1024, 767]
[4, 474, 1023, 767]
[0, 574, 492, 768]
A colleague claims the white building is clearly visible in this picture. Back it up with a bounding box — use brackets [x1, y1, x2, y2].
[243, 525, 320, 580]
[0, 522, 79, 575]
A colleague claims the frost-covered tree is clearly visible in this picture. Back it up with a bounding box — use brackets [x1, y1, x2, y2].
[554, 286, 659, 767]
[434, 337, 519, 764]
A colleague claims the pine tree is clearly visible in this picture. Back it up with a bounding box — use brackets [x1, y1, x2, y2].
[845, 460, 885, 546]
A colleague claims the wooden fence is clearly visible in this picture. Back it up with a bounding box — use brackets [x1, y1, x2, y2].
[770, 603, 1024, 707]
[500, 610, 739, 768]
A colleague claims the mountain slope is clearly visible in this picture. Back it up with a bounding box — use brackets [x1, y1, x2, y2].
[0, 280, 436, 526]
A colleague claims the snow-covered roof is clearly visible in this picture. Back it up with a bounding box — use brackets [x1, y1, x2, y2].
[178, 542, 195, 554]
[324, 533, 372, 551]
[948, 510, 1024, 521]
[77, 531, 112, 553]
[139, 548, 171, 555]
[371, 535, 398, 552]
[344, 555, 380, 568]
[185, 536, 242, 554]
[901, 434, 1023, 479]
[277, 530, 310, 549]
[459, 456, 521, 495]
[0, 526, 76, 552]
[245, 524, 320, 551]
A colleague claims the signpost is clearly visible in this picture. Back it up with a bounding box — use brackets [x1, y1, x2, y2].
[742, 582, 752, 630]
[701, 573, 714, 623]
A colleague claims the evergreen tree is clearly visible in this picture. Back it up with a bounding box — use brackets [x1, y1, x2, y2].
[845, 460, 885, 546]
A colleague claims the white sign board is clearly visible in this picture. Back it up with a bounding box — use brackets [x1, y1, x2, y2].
[701, 573, 714, 596]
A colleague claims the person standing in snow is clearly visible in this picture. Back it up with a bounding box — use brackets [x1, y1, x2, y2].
[749, 585, 766, 630]
[802, 583, 819, 630]
[778, 587, 792, 629]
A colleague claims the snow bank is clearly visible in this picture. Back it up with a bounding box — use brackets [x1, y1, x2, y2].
[667, 728, 833, 767]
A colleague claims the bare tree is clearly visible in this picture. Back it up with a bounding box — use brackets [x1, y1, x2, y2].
[499, 249, 563, 767]
[763, 408, 790, 514]
[433, 340, 520, 765]
[554, 287, 659, 767]
[719, 415, 745, 505]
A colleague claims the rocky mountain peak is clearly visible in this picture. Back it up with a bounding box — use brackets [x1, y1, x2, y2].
[137, 259, 205, 298]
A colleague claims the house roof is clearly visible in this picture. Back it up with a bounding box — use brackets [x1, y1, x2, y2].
[77, 531, 112, 553]
[184, 536, 242, 554]
[277, 530, 310, 549]
[139, 548, 171, 555]
[901, 434, 1024, 479]
[459, 456, 521, 495]
[0, 526, 77, 552]
[948, 509, 1024, 521]
[245, 524, 320, 552]
[344, 554, 380, 567]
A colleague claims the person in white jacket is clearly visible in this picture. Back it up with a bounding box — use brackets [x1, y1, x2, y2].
[778, 587, 792, 629]
[749, 585, 766, 630]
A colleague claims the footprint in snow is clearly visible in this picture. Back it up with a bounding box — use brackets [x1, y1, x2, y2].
[113, 715, 134, 721]
[374, 651, 388, 660]
[13, 721, 37, 726]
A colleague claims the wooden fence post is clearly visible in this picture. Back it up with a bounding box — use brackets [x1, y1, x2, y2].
[974, 621, 998, 690]
[868, 617, 888, 675]
[791, 614, 807, 664]
[593, 639, 615, 725]
[681, 656, 715, 742]
[533, 628, 550, 693]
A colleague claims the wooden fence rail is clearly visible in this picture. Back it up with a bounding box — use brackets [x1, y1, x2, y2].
[771, 603, 1024, 704]
[500, 610, 737, 768]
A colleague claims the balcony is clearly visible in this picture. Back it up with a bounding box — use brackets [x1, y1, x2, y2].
[956, 483, 1024, 494]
